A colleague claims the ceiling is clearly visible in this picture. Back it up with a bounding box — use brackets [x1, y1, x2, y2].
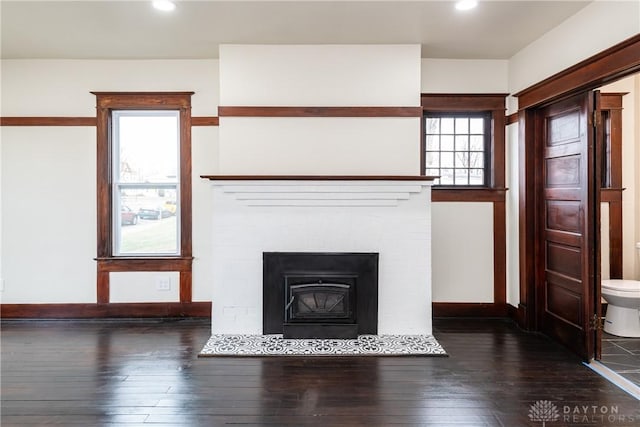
[1, 0, 591, 60]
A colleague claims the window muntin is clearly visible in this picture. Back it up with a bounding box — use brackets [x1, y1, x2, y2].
[424, 113, 490, 186]
[112, 111, 180, 256]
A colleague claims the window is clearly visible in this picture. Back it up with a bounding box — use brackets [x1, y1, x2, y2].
[94, 92, 193, 304]
[112, 111, 180, 255]
[421, 94, 507, 192]
[424, 113, 490, 185]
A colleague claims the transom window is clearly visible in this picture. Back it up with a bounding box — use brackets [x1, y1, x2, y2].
[424, 113, 490, 186]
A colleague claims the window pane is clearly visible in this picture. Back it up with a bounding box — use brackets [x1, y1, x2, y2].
[441, 118, 454, 134]
[440, 169, 454, 185]
[469, 169, 484, 185]
[455, 169, 469, 185]
[115, 186, 178, 255]
[425, 152, 440, 168]
[425, 168, 440, 177]
[425, 118, 439, 134]
[441, 135, 454, 151]
[455, 152, 468, 168]
[113, 110, 180, 256]
[470, 118, 484, 134]
[455, 117, 468, 133]
[469, 152, 484, 168]
[426, 135, 439, 150]
[470, 135, 484, 151]
[116, 113, 178, 183]
[441, 152, 454, 168]
[455, 135, 468, 151]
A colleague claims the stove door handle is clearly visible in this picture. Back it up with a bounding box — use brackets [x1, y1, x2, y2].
[285, 296, 295, 312]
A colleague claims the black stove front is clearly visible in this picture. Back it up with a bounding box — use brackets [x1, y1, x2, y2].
[263, 253, 378, 339]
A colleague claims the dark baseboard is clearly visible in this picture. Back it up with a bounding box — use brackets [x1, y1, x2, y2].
[0, 302, 211, 319]
[433, 302, 508, 317]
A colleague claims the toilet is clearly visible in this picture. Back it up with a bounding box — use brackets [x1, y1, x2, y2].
[602, 279, 640, 337]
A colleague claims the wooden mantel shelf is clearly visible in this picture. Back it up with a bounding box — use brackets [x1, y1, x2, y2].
[201, 175, 438, 181]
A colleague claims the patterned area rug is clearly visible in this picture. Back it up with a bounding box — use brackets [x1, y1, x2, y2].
[199, 334, 447, 357]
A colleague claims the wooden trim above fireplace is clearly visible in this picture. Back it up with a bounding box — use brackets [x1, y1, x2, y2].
[201, 175, 438, 181]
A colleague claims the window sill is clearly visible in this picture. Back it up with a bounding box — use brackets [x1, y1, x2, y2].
[95, 256, 193, 272]
[431, 187, 507, 202]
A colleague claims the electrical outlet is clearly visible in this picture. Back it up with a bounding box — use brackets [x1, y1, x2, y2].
[155, 276, 171, 291]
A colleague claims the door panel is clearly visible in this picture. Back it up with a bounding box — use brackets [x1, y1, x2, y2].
[546, 282, 582, 326]
[538, 92, 600, 360]
[546, 201, 582, 232]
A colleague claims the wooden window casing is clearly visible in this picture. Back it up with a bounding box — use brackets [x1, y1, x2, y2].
[421, 94, 507, 202]
[424, 112, 492, 186]
[93, 92, 194, 303]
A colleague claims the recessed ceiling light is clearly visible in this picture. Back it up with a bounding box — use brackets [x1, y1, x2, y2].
[455, 0, 478, 11]
[152, 0, 176, 12]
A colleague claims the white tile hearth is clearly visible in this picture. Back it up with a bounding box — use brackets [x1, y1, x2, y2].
[199, 334, 447, 357]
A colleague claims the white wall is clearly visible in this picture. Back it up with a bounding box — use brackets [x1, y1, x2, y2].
[421, 59, 508, 94]
[219, 45, 421, 175]
[0, 59, 219, 303]
[1, 60, 219, 116]
[192, 126, 219, 303]
[1, 127, 96, 303]
[432, 202, 494, 303]
[110, 272, 180, 303]
[220, 45, 419, 107]
[219, 117, 420, 175]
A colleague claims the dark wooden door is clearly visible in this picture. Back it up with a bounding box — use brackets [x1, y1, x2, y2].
[538, 91, 601, 360]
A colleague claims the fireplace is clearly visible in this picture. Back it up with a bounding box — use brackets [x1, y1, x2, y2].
[206, 177, 434, 336]
[263, 252, 378, 338]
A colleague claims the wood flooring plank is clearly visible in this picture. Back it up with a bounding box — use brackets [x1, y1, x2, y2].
[1, 318, 639, 426]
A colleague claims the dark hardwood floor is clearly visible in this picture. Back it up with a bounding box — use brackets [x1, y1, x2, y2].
[1, 318, 638, 426]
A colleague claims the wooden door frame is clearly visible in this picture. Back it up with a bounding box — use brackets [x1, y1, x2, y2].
[600, 93, 626, 280]
[513, 34, 640, 333]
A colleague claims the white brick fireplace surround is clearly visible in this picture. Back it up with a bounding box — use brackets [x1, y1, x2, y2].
[204, 176, 435, 336]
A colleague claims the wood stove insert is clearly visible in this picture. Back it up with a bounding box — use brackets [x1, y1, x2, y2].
[263, 252, 378, 339]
